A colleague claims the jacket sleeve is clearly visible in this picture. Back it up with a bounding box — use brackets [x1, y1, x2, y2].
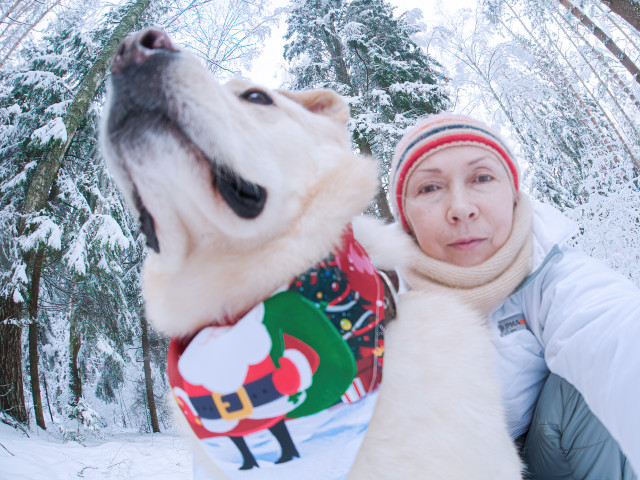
[537, 246, 640, 474]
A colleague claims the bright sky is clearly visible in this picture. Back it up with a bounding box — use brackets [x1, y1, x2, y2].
[246, 0, 478, 88]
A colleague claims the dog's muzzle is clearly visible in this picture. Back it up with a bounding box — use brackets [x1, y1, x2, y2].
[104, 29, 268, 252]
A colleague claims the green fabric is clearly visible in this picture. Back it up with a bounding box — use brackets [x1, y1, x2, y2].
[522, 374, 637, 480]
[262, 290, 356, 419]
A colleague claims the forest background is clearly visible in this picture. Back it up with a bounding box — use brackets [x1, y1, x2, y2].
[0, 0, 639, 476]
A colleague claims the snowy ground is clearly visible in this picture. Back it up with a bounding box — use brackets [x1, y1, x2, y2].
[0, 394, 377, 480]
[0, 424, 192, 479]
[0, 391, 377, 479]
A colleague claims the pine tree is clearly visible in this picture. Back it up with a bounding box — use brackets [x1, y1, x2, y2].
[0, 0, 275, 433]
[0, 0, 150, 427]
[284, 0, 450, 220]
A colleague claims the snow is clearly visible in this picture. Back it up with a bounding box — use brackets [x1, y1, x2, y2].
[1, 161, 36, 192]
[0, 424, 192, 480]
[95, 215, 131, 251]
[19, 215, 62, 252]
[0, 392, 378, 480]
[30, 117, 68, 145]
[1, 1, 639, 478]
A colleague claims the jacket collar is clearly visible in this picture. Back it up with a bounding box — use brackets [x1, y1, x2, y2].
[530, 198, 578, 268]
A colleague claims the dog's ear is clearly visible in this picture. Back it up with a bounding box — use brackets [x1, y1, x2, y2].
[277, 89, 350, 125]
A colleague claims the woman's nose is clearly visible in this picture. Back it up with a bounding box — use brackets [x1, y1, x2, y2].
[446, 190, 479, 223]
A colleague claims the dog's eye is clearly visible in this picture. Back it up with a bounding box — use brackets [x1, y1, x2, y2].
[240, 89, 273, 106]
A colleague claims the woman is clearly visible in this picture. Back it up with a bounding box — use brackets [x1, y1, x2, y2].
[389, 113, 639, 479]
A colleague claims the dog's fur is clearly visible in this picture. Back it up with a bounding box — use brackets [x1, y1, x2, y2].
[102, 30, 522, 479]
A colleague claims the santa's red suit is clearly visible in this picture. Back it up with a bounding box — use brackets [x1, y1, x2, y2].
[168, 305, 319, 439]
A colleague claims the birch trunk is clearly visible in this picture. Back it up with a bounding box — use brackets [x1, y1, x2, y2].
[551, 6, 640, 140]
[558, 0, 640, 84]
[0, 0, 62, 69]
[20, 0, 151, 215]
[504, 1, 637, 167]
[601, 0, 640, 33]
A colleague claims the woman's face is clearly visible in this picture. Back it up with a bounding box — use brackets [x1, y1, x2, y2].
[404, 145, 516, 267]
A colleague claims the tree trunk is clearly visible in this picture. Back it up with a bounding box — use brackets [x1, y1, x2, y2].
[558, 0, 640, 84]
[373, 186, 393, 223]
[552, 6, 640, 140]
[594, 1, 640, 55]
[322, 24, 353, 92]
[503, 1, 636, 167]
[0, 299, 27, 423]
[140, 315, 160, 433]
[42, 372, 54, 422]
[356, 139, 393, 223]
[28, 250, 45, 429]
[601, 0, 640, 33]
[68, 314, 82, 405]
[0, 1, 24, 27]
[20, 0, 151, 216]
[68, 280, 82, 405]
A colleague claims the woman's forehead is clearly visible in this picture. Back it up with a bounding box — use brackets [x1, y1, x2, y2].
[412, 145, 505, 173]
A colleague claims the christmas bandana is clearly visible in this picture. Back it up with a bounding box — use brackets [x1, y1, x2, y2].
[167, 227, 388, 479]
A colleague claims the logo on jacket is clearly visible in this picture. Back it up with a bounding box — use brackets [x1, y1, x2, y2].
[498, 314, 528, 337]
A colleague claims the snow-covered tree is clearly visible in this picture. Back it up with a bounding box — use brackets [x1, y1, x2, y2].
[0, 0, 277, 434]
[284, 0, 450, 220]
[432, 1, 640, 284]
[0, 0, 64, 69]
[0, 0, 151, 428]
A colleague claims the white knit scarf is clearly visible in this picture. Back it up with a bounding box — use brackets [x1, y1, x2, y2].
[403, 195, 534, 316]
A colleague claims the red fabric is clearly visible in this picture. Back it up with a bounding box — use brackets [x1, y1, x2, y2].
[167, 333, 319, 438]
[272, 357, 301, 395]
[284, 335, 320, 373]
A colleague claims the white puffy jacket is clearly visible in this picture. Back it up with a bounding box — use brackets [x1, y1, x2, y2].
[490, 199, 640, 474]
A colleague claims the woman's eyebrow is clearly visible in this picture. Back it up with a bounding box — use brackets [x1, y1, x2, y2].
[413, 165, 442, 173]
[468, 155, 495, 166]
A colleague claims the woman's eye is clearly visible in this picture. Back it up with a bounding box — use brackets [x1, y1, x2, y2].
[240, 89, 274, 105]
[475, 174, 493, 183]
[419, 184, 439, 194]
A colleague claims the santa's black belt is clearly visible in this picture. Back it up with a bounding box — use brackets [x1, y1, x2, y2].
[190, 373, 282, 421]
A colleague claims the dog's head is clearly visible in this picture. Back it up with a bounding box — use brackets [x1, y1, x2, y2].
[101, 29, 377, 336]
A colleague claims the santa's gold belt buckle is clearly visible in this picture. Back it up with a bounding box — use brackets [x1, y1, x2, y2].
[212, 387, 253, 421]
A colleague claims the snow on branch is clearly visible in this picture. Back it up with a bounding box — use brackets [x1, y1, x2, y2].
[30, 117, 67, 147]
[1, 161, 37, 192]
[18, 215, 62, 252]
[64, 214, 131, 276]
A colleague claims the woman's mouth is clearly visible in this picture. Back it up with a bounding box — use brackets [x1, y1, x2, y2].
[448, 237, 486, 250]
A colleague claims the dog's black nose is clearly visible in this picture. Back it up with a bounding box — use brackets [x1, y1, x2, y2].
[111, 29, 177, 75]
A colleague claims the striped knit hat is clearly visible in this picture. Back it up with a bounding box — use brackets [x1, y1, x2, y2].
[390, 113, 520, 233]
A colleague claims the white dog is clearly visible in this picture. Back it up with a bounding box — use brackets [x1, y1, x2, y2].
[101, 28, 522, 480]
